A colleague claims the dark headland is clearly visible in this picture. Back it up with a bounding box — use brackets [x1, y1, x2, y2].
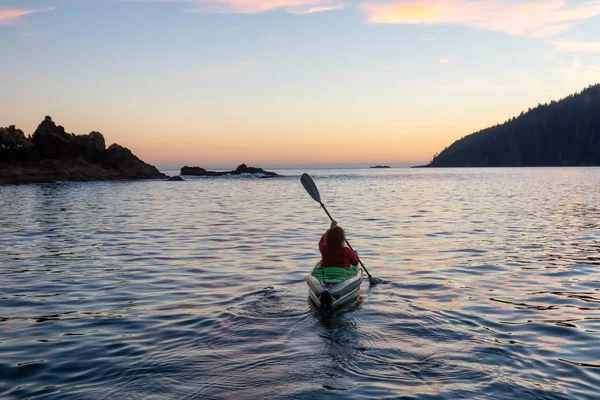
[0, 116, 166, 184]
[418, 83, 600, 167]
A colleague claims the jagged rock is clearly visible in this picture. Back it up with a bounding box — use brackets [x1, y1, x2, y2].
[73, 131, 106, 163]
[101, 144, 164, 179]
[31, 116, 76, 159]
[181, 166, 210, 175]
[88, 132, 106, 152]
[0, 126, 38, 163]
[30, 116, 107, 162]
[167, 175, 185, 181]
[0, 125, 29, 148]
[0, 116, 166, 184]
[234, 163, 277, 176]
[181, 163, 278, 177]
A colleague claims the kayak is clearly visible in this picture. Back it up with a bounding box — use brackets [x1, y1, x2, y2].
[306, 261, 363, 311]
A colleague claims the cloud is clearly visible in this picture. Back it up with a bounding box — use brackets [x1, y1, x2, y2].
[532, 24, 569, 37]
[439, 57, 449, 63]
[552, 40, 600, 53]
[360, 0, 600, 38]
[0, 7, 54, 24]
[134, 0, 343, 14]
[287, 3, 343, 14]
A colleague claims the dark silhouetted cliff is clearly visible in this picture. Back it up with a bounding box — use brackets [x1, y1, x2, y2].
[0, 116, 166, 184]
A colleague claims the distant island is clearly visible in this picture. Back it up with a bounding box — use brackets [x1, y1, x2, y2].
[370, 165, 391, 169]
[421, 83, 600, 167]
[0, 116, 166, 184]
[181, 164, 278, 178]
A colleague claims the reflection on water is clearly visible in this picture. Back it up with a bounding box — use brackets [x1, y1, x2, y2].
[1, 168, 600, 399]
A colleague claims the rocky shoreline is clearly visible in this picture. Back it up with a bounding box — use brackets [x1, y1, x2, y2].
[0, 117, 166, 185]
[0, 117, 282, 185]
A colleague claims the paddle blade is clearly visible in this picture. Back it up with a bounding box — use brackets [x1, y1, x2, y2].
[300, 173, 321, 203]
[368, 276, 387, 286]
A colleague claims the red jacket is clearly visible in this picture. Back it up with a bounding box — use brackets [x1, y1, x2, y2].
[319, 234, 359, 268]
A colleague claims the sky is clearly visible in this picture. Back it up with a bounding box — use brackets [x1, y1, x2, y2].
[1, 0, 599, 168]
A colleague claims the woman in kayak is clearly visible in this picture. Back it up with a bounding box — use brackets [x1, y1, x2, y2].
[319, 221, 359, 269]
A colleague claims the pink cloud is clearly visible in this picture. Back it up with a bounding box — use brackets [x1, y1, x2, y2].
[0, 7, 54, 24]
[129, 0, 342, 14]
[287, 3, 343, 14]
[359, 0, 600, 38]
[191, 0, 342, 13]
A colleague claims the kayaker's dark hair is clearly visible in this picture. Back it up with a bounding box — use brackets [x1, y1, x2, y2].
[320, 291, 333, 311]
[326, 226, 345, 249]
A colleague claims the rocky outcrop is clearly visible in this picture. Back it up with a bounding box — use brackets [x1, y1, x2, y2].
[0, 126, 38, 163]
[0, 116, 166, 184]
[181, 163, 278, 178]
[370, 165, 391, 168]
[0, 125, 29, 148]
[167, 175, 185, 181]
[100, 144, 163, 179]
[180, 166, 222, 177]
[234, 164, 277, 176]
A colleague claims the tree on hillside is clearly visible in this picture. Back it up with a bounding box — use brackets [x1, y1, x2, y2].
[428, 84, 600, 167]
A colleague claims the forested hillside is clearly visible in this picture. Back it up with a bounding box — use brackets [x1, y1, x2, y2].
[427, 84, 600, 167]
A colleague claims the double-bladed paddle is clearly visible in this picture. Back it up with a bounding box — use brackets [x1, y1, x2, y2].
[300, 173, 374, 282]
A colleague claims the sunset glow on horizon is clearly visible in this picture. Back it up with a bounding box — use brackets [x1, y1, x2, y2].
[1, 0, 599, 167]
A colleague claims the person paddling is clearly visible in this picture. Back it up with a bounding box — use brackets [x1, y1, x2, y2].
[319, 221, 359, 269]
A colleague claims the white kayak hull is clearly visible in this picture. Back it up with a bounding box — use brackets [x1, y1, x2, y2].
[306, 261, 363, 310]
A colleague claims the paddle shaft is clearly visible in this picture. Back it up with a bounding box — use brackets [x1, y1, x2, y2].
[319, 202, 372, 278]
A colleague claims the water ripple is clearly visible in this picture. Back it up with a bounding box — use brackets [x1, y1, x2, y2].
[1, 168, 600, 399]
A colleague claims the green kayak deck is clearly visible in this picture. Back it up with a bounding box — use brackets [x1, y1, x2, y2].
[311, 264, 360, 284]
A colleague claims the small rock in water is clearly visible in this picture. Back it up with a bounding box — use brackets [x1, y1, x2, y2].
[180, 163, 278, 177]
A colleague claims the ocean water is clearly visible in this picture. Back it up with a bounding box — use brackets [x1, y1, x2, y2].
[1, 168, 599, 399]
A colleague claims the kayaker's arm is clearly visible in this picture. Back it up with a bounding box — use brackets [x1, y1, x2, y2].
[348, 249, 359, 266]
[319, 234, 327, 254]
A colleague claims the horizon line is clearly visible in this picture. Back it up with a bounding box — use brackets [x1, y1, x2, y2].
[155, 162, 428, 170]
